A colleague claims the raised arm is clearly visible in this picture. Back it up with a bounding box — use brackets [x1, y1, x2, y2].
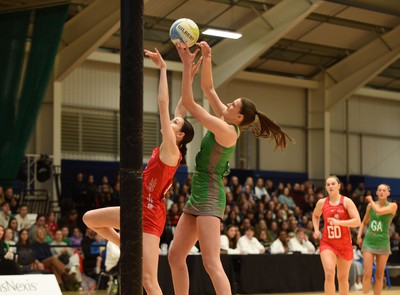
[144, 48, 179, 165]
[366, 195, 398, 215]
[197, 41, 227, 118]
[176, 43, 237, 147]
[174, 57, 203, 119]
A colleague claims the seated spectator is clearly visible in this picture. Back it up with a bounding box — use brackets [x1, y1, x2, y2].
[4, 228, 16, 254]
[7, 217, 19, 242]
[31, 226, 74, 287]
[61, 226, 71, 245]
[270, 230, 289, 254]
[237, 226, 265, 254]
[288, 228, 315, 254]
[254, 177, 270, 202]
[70, 227, 83, 247]
[0, 225, 20, 275]
[51, 229, 82, 282]
[29, 214, 46, 243]
[46, 212, 58, 238]
[267, 221, 279, 242]
[349, 245, 363, 291]
[51, 229, 75, 261]
[167, 203, 181, 227]
[258, 229, 271, 251]
[16, 228, 45, 272]
[220, 225, 241, 254]
[255, 219, 268, 238]
[4, 187, 18, 214]
[0, 202, 12, 228]
[224, 210, 241, 228]
[278, 187, 296, 210]
[15, 204, 33, 231]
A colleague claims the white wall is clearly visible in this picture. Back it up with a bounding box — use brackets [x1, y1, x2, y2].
[29, 59, 400, 180]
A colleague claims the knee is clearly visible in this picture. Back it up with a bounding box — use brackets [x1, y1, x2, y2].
[168, 250, 184, 268]
[143, 273, 158, 292]
[202, 257, 219, 275]
[375, 271, 384, 281]
[82, 211, 94, 227]
[324, 268, 335, 282]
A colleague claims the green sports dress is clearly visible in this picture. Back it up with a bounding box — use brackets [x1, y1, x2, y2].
[362, 201, 393, 255]
[184, 127, 238, 219]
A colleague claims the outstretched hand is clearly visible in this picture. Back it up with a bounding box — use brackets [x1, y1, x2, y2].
[144, 48, 166, 69]
[176, 42, 200, 66]
[196, 41, 212, 58]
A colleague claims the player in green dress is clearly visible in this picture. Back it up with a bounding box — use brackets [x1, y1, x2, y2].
[169, 41, 291, 295]
[357, 184, 397, 295]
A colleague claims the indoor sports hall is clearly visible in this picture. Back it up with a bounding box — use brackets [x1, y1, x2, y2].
[0, 0, 399, 294]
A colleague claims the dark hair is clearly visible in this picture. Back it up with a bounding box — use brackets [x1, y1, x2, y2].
[178, 118, 194, 165]
[225, 225, 238, 249]
[239, 98, 292, 150]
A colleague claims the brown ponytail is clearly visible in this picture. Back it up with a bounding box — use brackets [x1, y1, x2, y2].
[240, 98, 293, 150]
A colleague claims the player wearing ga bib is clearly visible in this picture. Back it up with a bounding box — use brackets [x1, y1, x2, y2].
[184, 127, 238, 219]
[143, 147, 181, 237]
[362, 202, 392, 254]
[320, 195, 353, 260]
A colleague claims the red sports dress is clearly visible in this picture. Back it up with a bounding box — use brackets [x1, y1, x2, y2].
[142, 147, 181, 237]
[320, 196, 353, 260]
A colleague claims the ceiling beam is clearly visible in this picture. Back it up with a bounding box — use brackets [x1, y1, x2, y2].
[325, 0, 400, 17]
[210, 0, 321, 89]
[325, 25, 400, 109]
[55, 0, 120, 81]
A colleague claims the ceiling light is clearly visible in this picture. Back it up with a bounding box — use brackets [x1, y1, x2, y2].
[202, 28, 242, 39]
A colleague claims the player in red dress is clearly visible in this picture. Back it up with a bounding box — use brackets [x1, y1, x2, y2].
[83, 49, 199, 295]
[312, 176, 361, 295]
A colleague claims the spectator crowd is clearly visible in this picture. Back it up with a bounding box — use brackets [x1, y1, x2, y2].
[1, 172, 399, 292]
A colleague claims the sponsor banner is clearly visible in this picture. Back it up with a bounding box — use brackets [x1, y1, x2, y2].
[0, 274, 61, 295]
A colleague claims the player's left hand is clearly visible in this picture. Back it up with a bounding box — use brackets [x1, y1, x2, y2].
[327, 217, 340, 226]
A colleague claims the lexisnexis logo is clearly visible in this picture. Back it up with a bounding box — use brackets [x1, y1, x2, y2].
[0, 280, 38, 292]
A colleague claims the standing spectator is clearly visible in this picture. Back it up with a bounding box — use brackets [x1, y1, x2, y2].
[0, 186, 5, 205]
[220, 225, 241, 254]
[270, 230, 289, 254]
[288, 228, 315, 254]
[96, 184, 114, 208]
[237, 226, 265, 254]
[58, 209, 83, 234]
[312, 175, 360, 295]
[0, 202, 12, 228]
[85, 175, 98, 211]
[71, 172, 86, 215]
[357, 184, 397, 295]
[15, 204, 33, 231]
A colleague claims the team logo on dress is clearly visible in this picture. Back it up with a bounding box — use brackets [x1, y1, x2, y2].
[147, 193, 154, 209]
[147, 178, 157, 192]
[334, 214, 339, 219]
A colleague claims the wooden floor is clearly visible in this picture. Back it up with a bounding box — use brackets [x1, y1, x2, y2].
[63, 287, 400, 295]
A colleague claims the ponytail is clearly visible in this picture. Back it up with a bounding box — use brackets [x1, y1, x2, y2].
[179, 118, 194, 165]
[239, 98, 293, 150]
[179, 144, 188, 165]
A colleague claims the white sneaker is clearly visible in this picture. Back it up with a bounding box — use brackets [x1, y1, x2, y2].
[355, 282, 363, 290]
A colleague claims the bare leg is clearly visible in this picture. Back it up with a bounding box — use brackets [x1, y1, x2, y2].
[83, 207, 120, 247]
[168, 213, 198, 295]
[320, 250, 337, 295]
[42, 256, 66, 284]
[143, 233, 162, 295]
[337, 256, 352, 295]
[362, 252, 374, 294]
[197, 216, 231, 295]
[373, 254, 390, 295]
